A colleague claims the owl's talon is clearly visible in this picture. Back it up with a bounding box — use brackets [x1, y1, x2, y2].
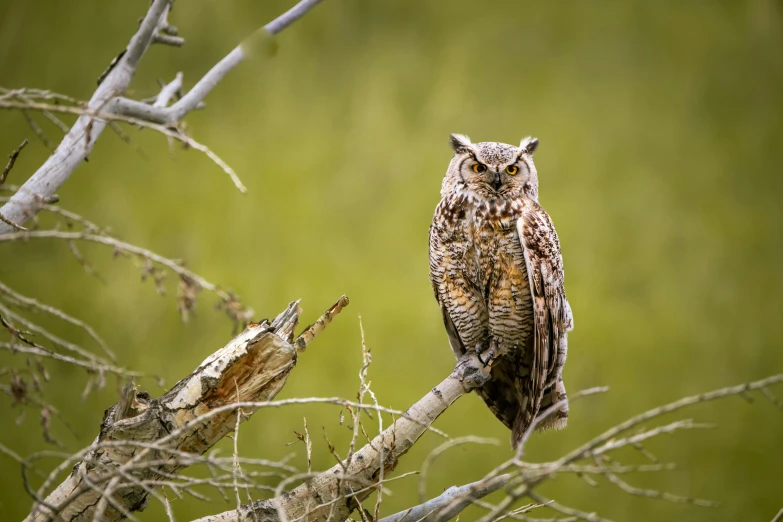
[477, 346, 497, 368]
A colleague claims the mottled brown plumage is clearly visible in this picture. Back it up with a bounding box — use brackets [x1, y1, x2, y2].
[429, 134, 573, 448]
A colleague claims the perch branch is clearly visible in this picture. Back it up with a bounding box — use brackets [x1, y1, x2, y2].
[193, 352, 491, 522]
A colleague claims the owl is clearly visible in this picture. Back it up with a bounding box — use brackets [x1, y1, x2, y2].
[429, 134, 573, 449]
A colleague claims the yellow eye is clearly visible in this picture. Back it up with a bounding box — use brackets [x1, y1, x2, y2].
[506, 165, 519, 175]
[472, 163, 486, 173]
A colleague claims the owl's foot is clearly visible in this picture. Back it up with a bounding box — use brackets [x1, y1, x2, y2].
[453, 351, 491, 391]
[477, 341, 499, 368]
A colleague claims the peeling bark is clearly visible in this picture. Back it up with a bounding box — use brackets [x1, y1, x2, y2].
[27, 302, 303, 522]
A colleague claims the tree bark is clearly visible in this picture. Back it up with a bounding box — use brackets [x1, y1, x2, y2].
[26, 302, 303, 522]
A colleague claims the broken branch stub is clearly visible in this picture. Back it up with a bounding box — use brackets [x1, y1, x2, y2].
[26, 299, 342, 522]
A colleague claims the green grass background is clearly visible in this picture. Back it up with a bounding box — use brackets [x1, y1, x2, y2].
[1, 1, 782, 520]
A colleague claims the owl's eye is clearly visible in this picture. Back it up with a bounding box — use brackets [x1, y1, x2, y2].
[472, 163, 486, 173]
[506, 165, 519, 175]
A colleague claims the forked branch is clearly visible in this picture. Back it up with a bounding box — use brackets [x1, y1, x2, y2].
[0, 0, 325, 233]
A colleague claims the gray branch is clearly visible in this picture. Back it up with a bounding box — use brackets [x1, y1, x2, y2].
[192, 352, 490, 522]
[110, 0, 325, 125]
[379, 474, 511, 522]
[153, 72, 183, 108]
[0, 0, 325, 234]
[0, 0, 171, 234]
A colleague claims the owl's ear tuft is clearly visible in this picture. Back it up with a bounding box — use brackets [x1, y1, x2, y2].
[450, 134, 473, 154]
[520, 137, 539, 155]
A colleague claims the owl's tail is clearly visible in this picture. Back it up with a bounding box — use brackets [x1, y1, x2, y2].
[511, 380, 569, 449]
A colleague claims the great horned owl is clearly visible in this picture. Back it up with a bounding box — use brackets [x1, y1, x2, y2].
[429, 134, 573, 449]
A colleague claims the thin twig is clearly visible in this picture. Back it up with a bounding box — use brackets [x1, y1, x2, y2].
[1, 139, 28, 186]
[379, 474, 511, 522]
[0, 229, 250, 322]
[0, 280, 113, 359]
[418, 436, 498, 504]
[0, 100, 247, 192]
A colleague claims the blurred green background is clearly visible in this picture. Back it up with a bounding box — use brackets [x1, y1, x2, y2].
[1, 1, 782, 520]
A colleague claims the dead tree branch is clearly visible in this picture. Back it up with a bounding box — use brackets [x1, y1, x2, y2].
[0, 0, 171, 233]
[380, 474, 511, 522]
[0, 280, 111, 358]
[0, 0, 325, 233]
[0, 229, 251, 325]
[0, 98, 246, 192]
[465, 374, 783, 522]
[192, 353, 490, 522]
[25, 297, 347, 522]
[110, 0, 325, 125]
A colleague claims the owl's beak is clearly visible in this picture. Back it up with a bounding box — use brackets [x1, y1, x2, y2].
[492, 172, 502, 191]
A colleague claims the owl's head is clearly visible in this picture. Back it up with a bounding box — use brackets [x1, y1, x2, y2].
[442, 134, 540, 200]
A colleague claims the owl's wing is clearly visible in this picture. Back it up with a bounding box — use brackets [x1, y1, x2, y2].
[515, 200, 573, 436]
[429, 213, 487, 360]
[437, 298, 466, 358]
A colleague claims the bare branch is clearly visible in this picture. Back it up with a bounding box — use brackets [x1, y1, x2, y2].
[0, 342, 136, 379]
[110, 0, 325, 125]
[0, 139, 30, 230]
[0, 302, 116, 370]
[557, 374, 783, 468]
[0, 210, 26, 231]
[380, 474, 511, 522]
[294, 295, 349, 351]
[0, 230, 252, 324]
[0, 280, 113, 359]
[154, 72, 184, 108]
[0, 99, 247, 192]
[418, 436, 499, 504]
[195, 352, 490, 522]
[0, 0, 172, 233]
[474, 374, 783, 522]
[528, 492, 612, 522]
[0, 0, 326, 233]
[598, 460, 717, 508]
